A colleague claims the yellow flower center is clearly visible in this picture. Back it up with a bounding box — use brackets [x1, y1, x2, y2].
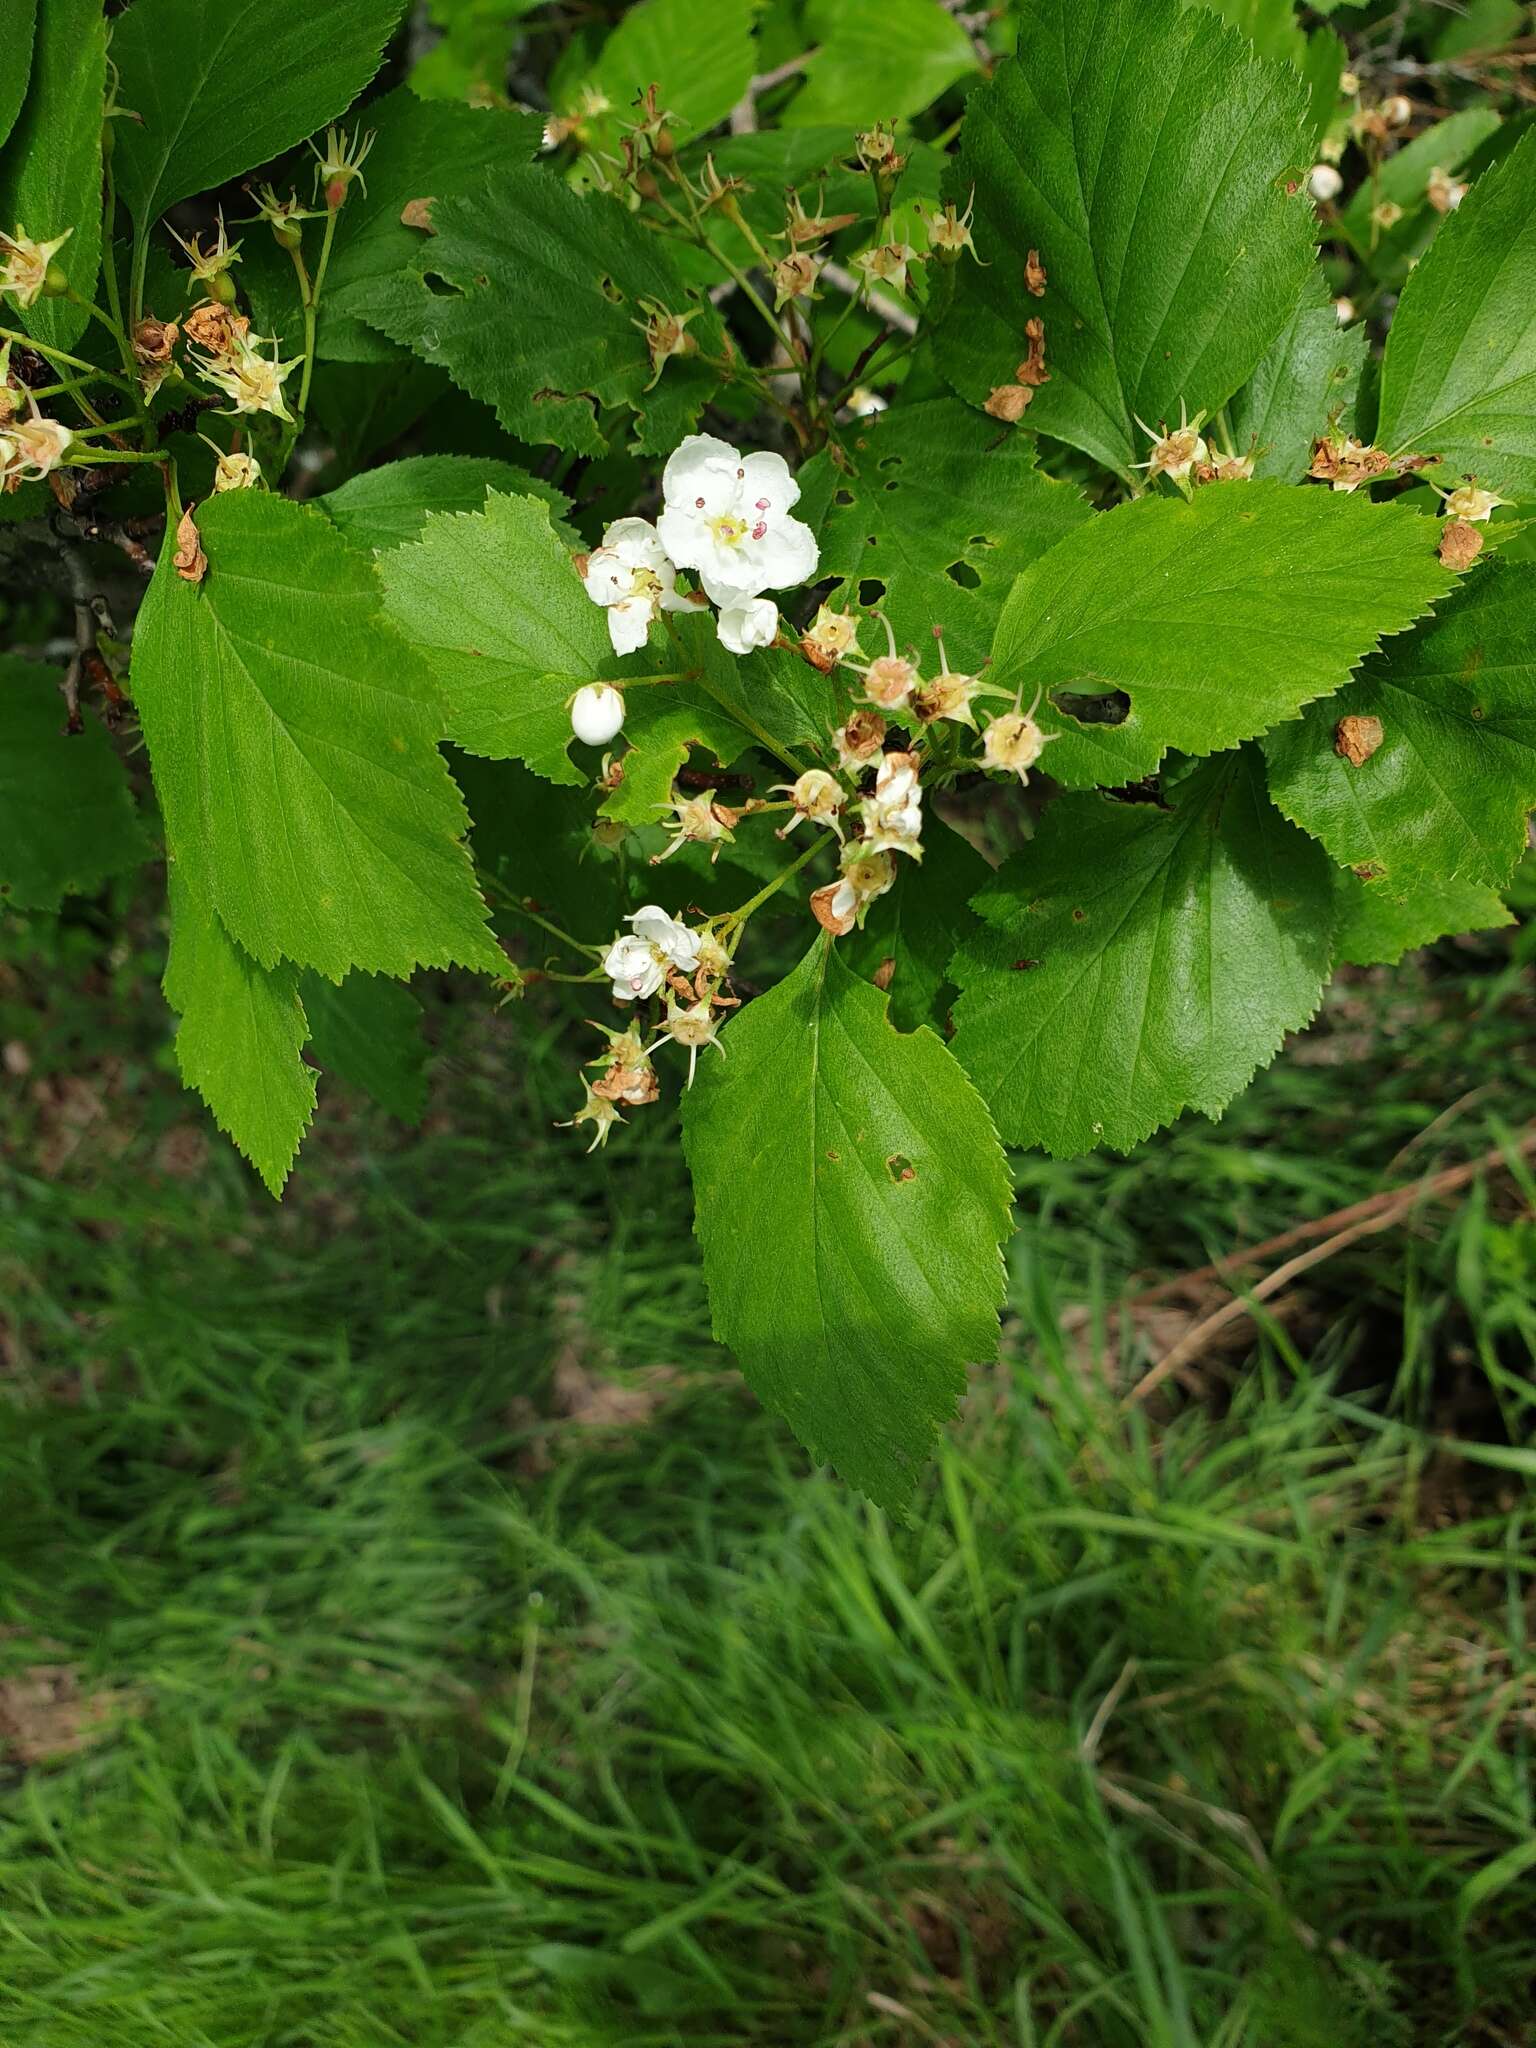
[709, 513, 748, 548]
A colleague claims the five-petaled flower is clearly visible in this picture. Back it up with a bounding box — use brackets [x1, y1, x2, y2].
[603, 905, 703, 1003]
[656, 435, 818, 633]
[581, 517, 691, 657]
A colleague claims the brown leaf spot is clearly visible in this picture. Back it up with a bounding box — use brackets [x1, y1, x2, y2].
[886, 1153, 917, 1183]
[400, 197, 436, 232]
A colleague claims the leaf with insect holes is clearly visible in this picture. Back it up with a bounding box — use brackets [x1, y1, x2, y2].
[984, 482, 1455, 789]
[949, 750, 1337, 1156]
[377, 492, 614, 788]
[111, 0, 402, 228]
[238, 87, 544, 366]
[0, 0, 106, 352]
[348, 163, 724, 456]
[1228, 269, 1366, 482]
[1264, 558, 1536, 894]
[797, 400, 1093, 677]
[130, 492, 503, 983]
[318, 457, 570, 555]
[164, 869, 316, 1198]
[683, 935, 1011, 1515]
[941, 0, 1318, 476]
[299, 970, 429, 1124]
[0, 657, 145, 910]
[1375, 128, 1536, 498]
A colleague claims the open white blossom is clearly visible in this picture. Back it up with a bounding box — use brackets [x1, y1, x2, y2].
[859, 750, 924, 859]
[603, 905, 703, 1003]
[716, 595, 777, 655]
[582, 517, 690, 657]
[657, 434, 818, 607]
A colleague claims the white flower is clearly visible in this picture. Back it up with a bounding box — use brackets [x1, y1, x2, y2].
[1305, 163, 1343, 203]
[0, 225, 71, 308]
[716, 595, 777, 655]
[603, 904, 702, 1002]
[570, 682, 626, 746]
[859, 750, 923, 859]
[982, 708, 1056, 785]
[1441, 482, 1510, 524]
[582, 517, 689, 657]
[657, 433, 818, 602]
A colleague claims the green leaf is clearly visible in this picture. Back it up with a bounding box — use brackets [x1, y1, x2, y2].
[318, 456, 569, 554]
[240, 86, 544, 366]
[298, 970, 429, 1123]
[1335, 869, 1512, 968]
[683, 935, 1011, 1514]
[349, 163, 722, 456]
[571, 0, 757, 150]
[0, 0, 106, 352]
[131, 491, 502, 983]
[942, 0, 1317, 476]
[1375, 128, 1536, 499]
[0, 0, 35, 154]
[1188, 0, 1303, 68]
[164, 869, 316, 1198]
[409, 0, 546, 103]
[950, 750, 1336, 1156]
[111, 0, 402, 228]
[0, 656, 144, 910]
[377, 491, 610, 787]
[986, 482, 1453, 789]
[798, 398, 1092, 675]
[1263, 559, 1536, 894]
[1299, 26, 1347, 148]
[844, 816, 992, 1033]
[1228, 269, 1365, 482]
[787, 0, 979, 128]
[1335, 107, 1501, 285]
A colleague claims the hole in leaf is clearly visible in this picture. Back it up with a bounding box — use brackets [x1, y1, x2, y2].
[945, 560, 981, 589]
[858, 577, 886, 606]
[883, 478, 900, 491]
[969, 533, 998, 549]
[878, 453, 904, 471]
[597, 275, 623, 304]
[421, 271, 463, 299]
[886, 1153, 917, 1183]
[1052, 686, 1131, 727]
[833, 488, 854, 507]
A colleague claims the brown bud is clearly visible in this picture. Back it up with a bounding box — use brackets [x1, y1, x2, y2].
[174, 505, 207, 585]
[1438, 519, 1484, 571]
[1334, 714, 1384, 767]
[400, 197, 436, 232]
[1024, 248, 1047, 297]
[132, 316, 178, 365]
[984, 383, 1033, 422]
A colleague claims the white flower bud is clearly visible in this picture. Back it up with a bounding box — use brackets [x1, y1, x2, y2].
[1305, 163, 1343, 203]
[570, 683, 625, 747]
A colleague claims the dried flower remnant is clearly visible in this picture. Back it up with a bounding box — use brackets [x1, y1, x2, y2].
[985, 383, 1033, 423]
[634, 300, 701, 389]
[1438, 520, 1483, 571]
[0, 224, 72, 307]
[1024, 248, 1047, 296]
[1308, 435, 1393, 493]
[653, 789, 740, 865]
[1334, 714, 1385, 767]
[400, 197, 436, 233]
[168, 212, 242, 297]
[801, 604, 861, 672]
[855, 240, 921, 297]
[1016, 317, 1049, 387]
[834, 709, 887, 777]
[174, 505, 207, 584]
[1133, 404, 1208, 484]
[0, 406, 72, 488]
[982, 705, 1056, 785]
[1426, 166, 1468, 214]
[774, 768, 846, 839]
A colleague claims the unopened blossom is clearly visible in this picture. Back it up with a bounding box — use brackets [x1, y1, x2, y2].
[193, 330, 298, 421]
[773, 768, 845, 838]
[1, 406, 73, 485]
[581, 517, 690, 657]
[855, 240, 920, 297]
[771, 252, 820, 310]
[1133, 404, 1208, 484]
[851, 614, 919, 710]
[801, 603, 860, 673]
[657, 993, 726, 1088]
[570, 682, 626, 746]
[1441, 481, 1509, 524]
[634, 300, 701, 388]
[653, 788, 738, 865]
[603, 905, 702, 1003]
[210, 448, 262, 493]
[810, 844, 896, 937]
[1305, 163, 1343, 203]
[926, 195, 979, 265]
[982, 706, 1056, 785]
[558, 1083, 626, 1152]
[834, 708, 887, 777]
[656, 434, 818, 609]
[716, 594, 778, 656]
[1382, 94, 1413, 128]
[310, 123, 375, 211]
[0, 225, 71, 307]
[1334, 296, 1356, 324]
[1427, 166, 1467, 213]
[913, 637, 986, 728]
[168, 212, 242, 294]
[860, 750, 924, 859]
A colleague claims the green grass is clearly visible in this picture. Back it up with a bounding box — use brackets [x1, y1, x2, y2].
[1, 890, 1534, 2046]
